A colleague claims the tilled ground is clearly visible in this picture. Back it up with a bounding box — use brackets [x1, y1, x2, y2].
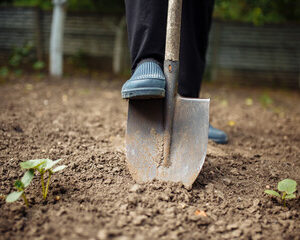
[0, 78, 299, 240]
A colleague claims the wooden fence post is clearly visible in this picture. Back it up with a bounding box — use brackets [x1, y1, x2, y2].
[50, 0, 67, 77]
[211, 22, 221, 82]
[113, 16, 126, 75]
[34, 7, 44, 62]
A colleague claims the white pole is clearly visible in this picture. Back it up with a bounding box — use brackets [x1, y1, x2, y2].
[50, 0, 66, 77]
[113, 17, 126, 75]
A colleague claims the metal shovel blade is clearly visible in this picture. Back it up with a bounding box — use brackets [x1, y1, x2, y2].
[126, 97, 209, 188]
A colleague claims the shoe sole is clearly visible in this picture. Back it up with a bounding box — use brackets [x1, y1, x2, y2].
[122, 88, 165, 99]
[209, 137, 228, 144]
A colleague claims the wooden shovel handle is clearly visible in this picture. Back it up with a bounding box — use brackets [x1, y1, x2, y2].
[165, 0, 183, 61]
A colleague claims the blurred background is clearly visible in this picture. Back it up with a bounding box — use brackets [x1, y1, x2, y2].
[0, 0, 299, 88]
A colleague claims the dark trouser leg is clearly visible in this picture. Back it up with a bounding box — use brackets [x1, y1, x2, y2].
[179, 0, 214, 97]
[125, 0, 214, 98]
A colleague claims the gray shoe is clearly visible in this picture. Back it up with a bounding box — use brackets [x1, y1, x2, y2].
[209, 124, 228, 144]
[121, 60, 166, 99]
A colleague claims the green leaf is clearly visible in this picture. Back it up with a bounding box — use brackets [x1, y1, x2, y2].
[6, 191, 23, 202]
[33, 61, 45, 70]
[21, 169, 35, 187]
[285, 193, 296, 199]
[52, 165, 67, 173]
[20, 159, 47, 169]
[264, 190, 281, 198]
[44, 159, 62, 170]
[14, 180, 24, 191]
[278, 179, 297, 194]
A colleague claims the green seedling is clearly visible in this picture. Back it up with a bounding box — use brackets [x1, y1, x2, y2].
[6, 169, 34, 207]
[260, 93, 273, 107]
[265, 179, 297, 207]
[20, 159, 66, 200]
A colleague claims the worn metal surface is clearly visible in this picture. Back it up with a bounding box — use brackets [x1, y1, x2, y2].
[126, 97, 209, 188]
[162, 60, 179, 167]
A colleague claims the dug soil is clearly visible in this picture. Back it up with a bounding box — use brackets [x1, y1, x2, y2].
[0, 78, 299, 240]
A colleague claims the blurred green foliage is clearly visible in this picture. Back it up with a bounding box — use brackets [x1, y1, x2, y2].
[0, 0, 124, 12]
[0, 42, 46, 80]
[214, 0, 300, 25]
[260, 93, 273, 107]
[0, 0, 299, 24]
[9, 42, 34, 68]
[33, 61, 45, 71]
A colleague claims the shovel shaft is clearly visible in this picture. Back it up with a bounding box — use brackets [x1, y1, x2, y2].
[163, 0, 183, 167]
[165, 0, 183, 61]
[163, 60, 179, 166]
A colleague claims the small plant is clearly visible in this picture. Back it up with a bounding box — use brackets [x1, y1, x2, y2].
[0, 66, 9, 78]
[265, 179, 297, 207]
[9, 42, 34, 68]
[20, 159, 66, 200]
[6, 159, 66, 206]
[6, 169, 34, 207]
[33, 61, 45, 71]
[260, 93, 273, 107]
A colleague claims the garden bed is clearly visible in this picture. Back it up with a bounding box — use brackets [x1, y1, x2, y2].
[0, 78, 299, 240]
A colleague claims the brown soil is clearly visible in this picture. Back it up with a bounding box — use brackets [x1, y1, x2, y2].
[0, 78, 299, 240]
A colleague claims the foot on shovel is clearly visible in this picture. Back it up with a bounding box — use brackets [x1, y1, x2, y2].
[121, 59, 166, 99]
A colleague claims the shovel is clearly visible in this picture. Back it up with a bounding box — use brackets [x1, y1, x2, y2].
[125, 0, 209, 188]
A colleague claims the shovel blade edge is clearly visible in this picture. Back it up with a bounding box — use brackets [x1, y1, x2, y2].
[126, 97, 209, 188]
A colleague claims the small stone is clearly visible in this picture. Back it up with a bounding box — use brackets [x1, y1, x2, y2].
[97, 229, 108, 240]
[230, 168, 239, 175]
[252, 234, 262, 240]
[178, 202, 187, 209]
[134, 234, 146, 240]
[104, 179, 112, 185]
[119, 204, 128, 211]
[112, 167, 121, 173]
[129, 184, 144, 193]
[253, 199, 260, 206]
[56, 209, 67, 216]
[223, 178, 232, 186]
[75, 227, 85, 235]
[205, 183, 214, 194]
[248, 206, 258, 213]
[165, 207, 176, 217]
[227, 223, 239, 230]
[132, 215, 147, 225]
[252, 224, 262, 233]
[117, 216, 129, 228]
[115, 236, 130, 240]
[231, 229, 242, 238]
[158, 193, 170, 201]
[240, 219, 253, 228]
[208, 225, 216, 233]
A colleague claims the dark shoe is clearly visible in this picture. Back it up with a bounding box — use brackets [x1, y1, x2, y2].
[209, 124, 228, 144]
[121, 60, 165, 99]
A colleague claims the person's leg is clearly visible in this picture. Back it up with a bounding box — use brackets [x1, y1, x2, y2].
[180, 0, 227, 144]
[125, 0, 168, 72]
[178, 0, 214, 98]
[124, 0, 214, 98]
[122, 0, 168, 99]
[124, 0, 228, 143]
